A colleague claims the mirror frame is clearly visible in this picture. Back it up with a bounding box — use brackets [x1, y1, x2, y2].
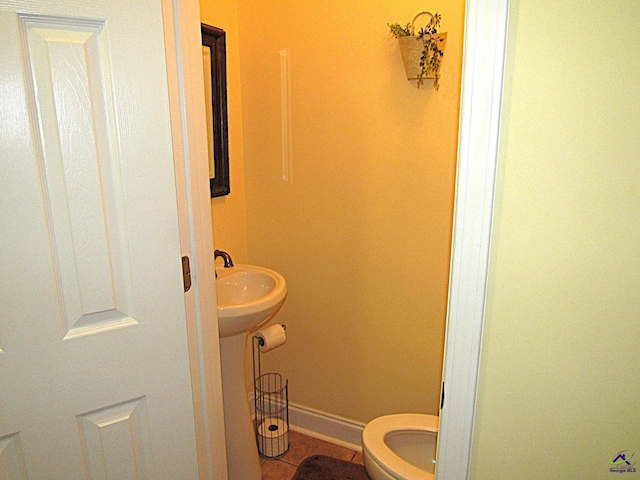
[201, 23, 230, 197]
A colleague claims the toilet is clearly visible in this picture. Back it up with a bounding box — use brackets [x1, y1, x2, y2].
[362, 413, 438, 480]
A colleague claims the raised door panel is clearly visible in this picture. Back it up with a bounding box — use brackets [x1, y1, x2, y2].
[78, 398, 153, 480]
[22, 15, 136, 340]
[0, 434, 28, 480]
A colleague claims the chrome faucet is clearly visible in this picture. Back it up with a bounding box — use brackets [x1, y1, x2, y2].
[214, 249, 234, 268]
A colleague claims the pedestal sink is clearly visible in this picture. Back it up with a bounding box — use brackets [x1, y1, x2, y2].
[216, 264, 287, 480]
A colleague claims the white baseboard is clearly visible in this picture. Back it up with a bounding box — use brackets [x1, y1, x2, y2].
[288, 403, 365, 451]
[249, 393, 365, 451]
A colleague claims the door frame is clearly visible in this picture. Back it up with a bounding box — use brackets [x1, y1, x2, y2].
[165, 0, 511, 477]
[162, 0, 228, 479]
[436, 0, 510, 478]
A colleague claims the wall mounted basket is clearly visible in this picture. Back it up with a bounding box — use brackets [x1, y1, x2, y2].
[392, 11, 446, 89]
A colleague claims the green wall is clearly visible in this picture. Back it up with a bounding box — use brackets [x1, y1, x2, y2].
[471, 1, 640, 478]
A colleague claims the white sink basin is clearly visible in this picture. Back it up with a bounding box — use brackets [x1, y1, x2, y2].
[216, 264, 287, 479]
[216, 264, 287, 338]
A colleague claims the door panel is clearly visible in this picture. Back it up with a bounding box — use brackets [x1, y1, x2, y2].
[0, 1, 199, 478]
[78, 398, 154, 479]
[0, 433, 28, 479]
[22, 14, 136, 340]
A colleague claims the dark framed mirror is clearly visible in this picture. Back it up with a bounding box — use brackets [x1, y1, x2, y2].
[201, 24, 230, 197]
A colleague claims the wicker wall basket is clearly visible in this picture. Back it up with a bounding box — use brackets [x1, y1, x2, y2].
[398, 32, 447, 80]
[394, 11, 447, 88]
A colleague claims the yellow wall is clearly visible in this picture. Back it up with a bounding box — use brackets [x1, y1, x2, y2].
[234, 0, 464, 422]
[472, 0, 640, 477]
[200, 0, 248, 262]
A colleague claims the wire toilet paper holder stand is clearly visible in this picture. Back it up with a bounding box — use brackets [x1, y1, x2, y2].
[252, 326, 290, 458]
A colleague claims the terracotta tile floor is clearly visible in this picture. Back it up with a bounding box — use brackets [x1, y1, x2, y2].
[260, 430, 364, 480]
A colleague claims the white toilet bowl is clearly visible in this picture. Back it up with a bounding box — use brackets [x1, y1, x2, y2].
[362, 413, 438, 480]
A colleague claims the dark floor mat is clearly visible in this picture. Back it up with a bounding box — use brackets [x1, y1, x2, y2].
[291, 455, 372, 480]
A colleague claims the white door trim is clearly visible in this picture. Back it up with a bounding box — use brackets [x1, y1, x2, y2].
[163, 0, 228, 479]
[166, 0, 511, 477]
[436, 0, 510, 478]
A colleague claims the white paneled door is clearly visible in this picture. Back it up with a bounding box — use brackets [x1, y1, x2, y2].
[0, 0, 199, 478]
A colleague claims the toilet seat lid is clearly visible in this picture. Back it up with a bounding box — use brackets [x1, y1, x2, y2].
[363, 414, 438, 480]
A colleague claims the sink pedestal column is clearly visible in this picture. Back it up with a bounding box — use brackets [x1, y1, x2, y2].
[219, 333, 261, 480]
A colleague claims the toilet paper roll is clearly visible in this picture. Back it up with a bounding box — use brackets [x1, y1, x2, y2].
[257, 417, 289, 438]
[255, 324, 286, 352]
[257, 417, 289, 457]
